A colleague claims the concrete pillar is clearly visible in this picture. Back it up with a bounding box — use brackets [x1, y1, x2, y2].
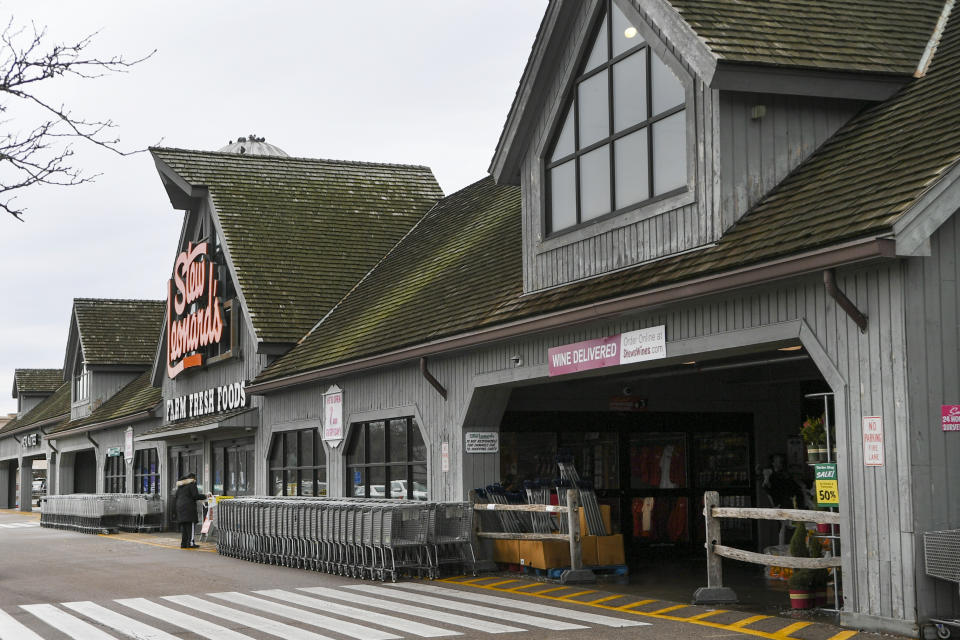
[46, 452, 57, 496]
[58, 452, 74, 495]
[18, 458, 32, 512]
[0, 462, 11, 509]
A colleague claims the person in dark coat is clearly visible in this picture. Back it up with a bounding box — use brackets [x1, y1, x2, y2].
[174, 473, 206, 548]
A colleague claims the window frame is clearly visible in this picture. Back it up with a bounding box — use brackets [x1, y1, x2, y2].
[542, 0, 692, 241]
[133, 448, 160, 495]
[345, 417, 427, 501]
[267, 429, 327, 497]
[103, 454, 126, 493]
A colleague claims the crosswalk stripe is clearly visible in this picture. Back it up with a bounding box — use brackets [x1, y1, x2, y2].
[115, 598, 255, 640]
[0, 608, 44, 640]
[208, 592, 401, 640]
[62, 601, 181, 640]
[386, 582, 649, 628]
[299, 587, 524, 634]
[162, 595, 335, 640]
[254, 589, 459, 638]
[345, 584, 587, 631]
[20, 604, 117, 640]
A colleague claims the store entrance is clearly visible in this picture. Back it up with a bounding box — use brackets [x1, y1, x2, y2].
[211, 438, 255, 496]
[169, 446, 203, 491]
[23, 456, 46, 507]
[73, 449, 96, 494]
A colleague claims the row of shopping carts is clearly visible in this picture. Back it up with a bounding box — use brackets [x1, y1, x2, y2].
[216, 497, 476, 582]
[40, 494, 164, 534]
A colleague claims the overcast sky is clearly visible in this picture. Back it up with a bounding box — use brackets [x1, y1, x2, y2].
[0, 1, 547, 415]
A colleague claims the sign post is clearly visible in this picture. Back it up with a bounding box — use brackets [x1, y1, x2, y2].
[322, 385, 343, 447]
[814, 463, 839, 507]
[124, 427, 134, 464]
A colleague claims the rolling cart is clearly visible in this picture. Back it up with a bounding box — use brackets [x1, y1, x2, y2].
[924, 529, 960, 639]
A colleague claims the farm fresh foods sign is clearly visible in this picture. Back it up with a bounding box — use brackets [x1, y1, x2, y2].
[548, 326, 666, 376]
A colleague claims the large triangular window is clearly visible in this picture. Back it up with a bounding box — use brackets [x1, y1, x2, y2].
[546, 0, 687, 234]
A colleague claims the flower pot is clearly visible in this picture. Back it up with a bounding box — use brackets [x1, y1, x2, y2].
[817, 523, 831, 534]
[789, 589, 814, 609]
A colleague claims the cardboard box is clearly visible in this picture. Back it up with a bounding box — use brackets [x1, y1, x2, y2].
[519, 540, 570, 570]
[578, 505, 613, 536]
[596, 533, 625, 566]
[492, 539, 519, 565]
[579, 535, 599, 566]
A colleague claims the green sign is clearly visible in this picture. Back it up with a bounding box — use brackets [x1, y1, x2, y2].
[106, 447, 123, 457]
[814, 463, 839, 507]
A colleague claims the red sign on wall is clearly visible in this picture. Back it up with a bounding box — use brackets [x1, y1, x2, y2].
[166, 242, 224, 378]
[942, 405, 960, 432]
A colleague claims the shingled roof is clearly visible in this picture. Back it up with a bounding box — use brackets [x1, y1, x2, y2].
[254, 6, 960, 386]
[667, 0, 946, 74]
[0, 381, 70, 435]
[12, 369, 63, 396]
[48, 371, 160, 435]
[74, 299, 165, 366]
[151, 148, 444, 345]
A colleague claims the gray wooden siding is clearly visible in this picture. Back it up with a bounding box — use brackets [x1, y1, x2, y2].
[520, 0, 721, 293]
[72, 371, 140, 421]
[260, 262, 919, 628]
[18, 395, 46, 417]
[719, 92, 862, 231]
[905, 211, 960, 621]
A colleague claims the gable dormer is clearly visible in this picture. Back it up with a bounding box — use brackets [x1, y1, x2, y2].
[12, 369, 63, 417]
[492, 0, 935, 293]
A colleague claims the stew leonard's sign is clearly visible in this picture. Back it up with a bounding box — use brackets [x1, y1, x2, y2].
[166, 241, 225, 378]
[548, 326, 666, 376]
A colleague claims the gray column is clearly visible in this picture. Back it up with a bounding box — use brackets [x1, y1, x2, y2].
[0, 462, 11, 509]
[18, 458, 32, 512]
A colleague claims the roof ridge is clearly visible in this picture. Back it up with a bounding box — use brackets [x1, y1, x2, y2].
[74, 297, 165, 304]
[916, 0, 956, 76]
[150, 146, 435, 172]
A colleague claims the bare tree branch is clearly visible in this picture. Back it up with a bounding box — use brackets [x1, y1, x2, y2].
[0, 18, 154, 220]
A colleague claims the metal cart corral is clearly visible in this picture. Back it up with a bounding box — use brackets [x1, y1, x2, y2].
[924, 529, 960, 639]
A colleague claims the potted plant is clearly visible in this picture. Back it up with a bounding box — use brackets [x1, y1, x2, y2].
[801, 416, 826, 462]
[807, 531, 830, 607]
[787, 523, 814, 609]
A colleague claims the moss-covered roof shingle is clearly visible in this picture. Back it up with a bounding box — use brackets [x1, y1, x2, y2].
[0, 381, 70, 435]
[151, 148, 444, 345]
[668, 0, 946, 74]
[13, 369, 63, 396]
[74, 299, 165, 366]
[255, 8, 960, 385]
[49, 371, 160, 435]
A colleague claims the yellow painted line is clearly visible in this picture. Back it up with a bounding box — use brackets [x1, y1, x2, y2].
[98, 534, 217, 553]
[729, 615, 771, 628]
[450, 580, 834, 640]
[775, 621, 812, 637]
[478, 579, 520, 588]
[650, 604, 689, 615]
[686, 609, 728, 620]
[558, 590, 595, 599]
[505, 583, 543, 592]
[825, 632, 859, 640]
[587, 595, 622, 604]
[458, 576, 502, 585]
[531, 586, 569, 595]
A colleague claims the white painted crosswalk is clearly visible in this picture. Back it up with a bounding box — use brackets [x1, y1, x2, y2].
[0, 521, 40, 529]
[0, 582, 648, 639]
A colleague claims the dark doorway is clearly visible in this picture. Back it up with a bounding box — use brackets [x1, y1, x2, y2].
[7, 463, 18, 507]
[73, 449, 97, 494]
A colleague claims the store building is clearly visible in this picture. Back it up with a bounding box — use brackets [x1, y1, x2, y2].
[141, 142, 442, 500]
[242, 0, 960, 635]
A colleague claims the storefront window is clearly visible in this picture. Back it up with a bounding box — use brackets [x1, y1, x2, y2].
[213, 440, 256, 496]
[133, 449, 159, 494]
[103, 455, 125, 493]
[267, 430, 326, 497]
[346, 417, 427, 500]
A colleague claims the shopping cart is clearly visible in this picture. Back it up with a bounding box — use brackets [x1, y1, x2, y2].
[924, 529, 960, 639]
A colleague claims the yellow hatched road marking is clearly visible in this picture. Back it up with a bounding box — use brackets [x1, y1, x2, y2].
[687, 609, 728, 620]
[650, 604, 689, 615]
[446, 578, 861, 640]
[775, 621, 812, 637]
[459, 576, 499, 584]
[505, 582, 543, 592]
[559, 590, 596, 599]
[588, 595, 622, 604]
[730, 615, 771, 628]
[825, 632, 860, 640]
[531, 587, 568, 595]
[478, 579, 520, 588]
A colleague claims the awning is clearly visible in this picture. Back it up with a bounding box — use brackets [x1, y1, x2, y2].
[136, 407, 258, 441]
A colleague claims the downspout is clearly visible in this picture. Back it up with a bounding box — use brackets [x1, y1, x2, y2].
[824, 269, 867, 333]
[86, 433, 99, 450]
[39, 427, 58, 455]
[420, 357, 447, 400]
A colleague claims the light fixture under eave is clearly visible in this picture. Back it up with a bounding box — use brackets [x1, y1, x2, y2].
[778, 345, 804, 352]
[682, 361, 697, 365]
[624, 26, 639, 39]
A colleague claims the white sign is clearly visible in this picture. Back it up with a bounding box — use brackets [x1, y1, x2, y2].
[619, 325, 667, 365]
[323, 385, 343, 447]
[465, 432, 499, 453]
[862, 416, 884, 466]
[441, 442, 450, 472]
[20, 433, 40, 449]
[124, 427, 134, 464]
[166, 381, 246, 422]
